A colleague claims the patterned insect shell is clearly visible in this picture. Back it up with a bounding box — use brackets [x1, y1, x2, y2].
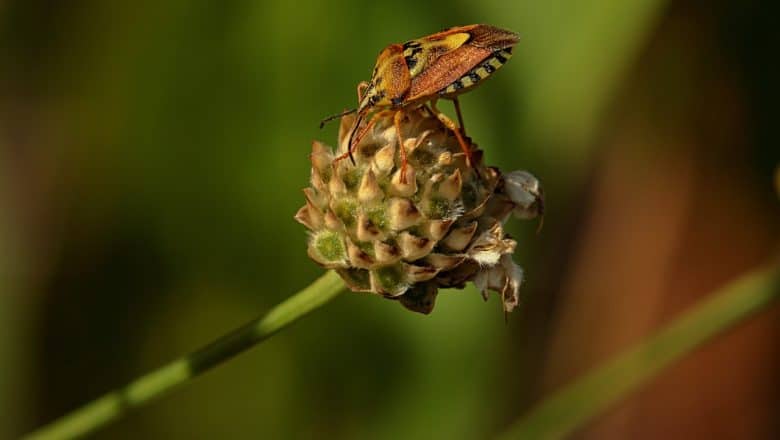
[357, 24, 519, 116]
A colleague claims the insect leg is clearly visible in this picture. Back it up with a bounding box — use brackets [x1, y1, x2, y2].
[429, 100, 473, 168]
[333, 113, 378, 165]
[394, 110, 409, 184]
[452, 97, 467, 136]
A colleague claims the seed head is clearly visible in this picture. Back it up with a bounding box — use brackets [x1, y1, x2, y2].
[296, 108, 542, 314]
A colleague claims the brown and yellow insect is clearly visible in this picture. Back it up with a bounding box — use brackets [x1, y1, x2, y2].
[321, 24, 519, 182]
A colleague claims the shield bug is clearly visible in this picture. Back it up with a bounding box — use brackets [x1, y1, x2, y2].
[320, 24, 519, 182]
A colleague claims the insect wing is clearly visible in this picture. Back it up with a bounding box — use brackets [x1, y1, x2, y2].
[406, 44, 492, 101]
[463, 24, 519, 51]
[407, 25, 518, 100]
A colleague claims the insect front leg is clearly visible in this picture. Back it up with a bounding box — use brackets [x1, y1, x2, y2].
[333, 113, 379, 165]
[429, 100, 474, 168]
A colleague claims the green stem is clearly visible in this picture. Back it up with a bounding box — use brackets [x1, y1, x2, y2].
[498, 263, 780, 440]
[24, 271, 345, 440]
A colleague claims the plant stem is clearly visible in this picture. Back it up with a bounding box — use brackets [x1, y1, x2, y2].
[24, 270, 345, 440]
[498, 263, 780, 440]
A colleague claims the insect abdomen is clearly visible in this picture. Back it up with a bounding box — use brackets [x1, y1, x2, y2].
[439, 47, 513, 96]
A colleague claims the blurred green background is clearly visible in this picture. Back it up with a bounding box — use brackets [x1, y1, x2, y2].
[1, 0, 778, 438]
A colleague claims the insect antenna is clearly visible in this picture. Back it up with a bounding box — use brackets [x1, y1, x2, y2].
[345, 113, 364, 165]
[319, 108, 357, 129]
